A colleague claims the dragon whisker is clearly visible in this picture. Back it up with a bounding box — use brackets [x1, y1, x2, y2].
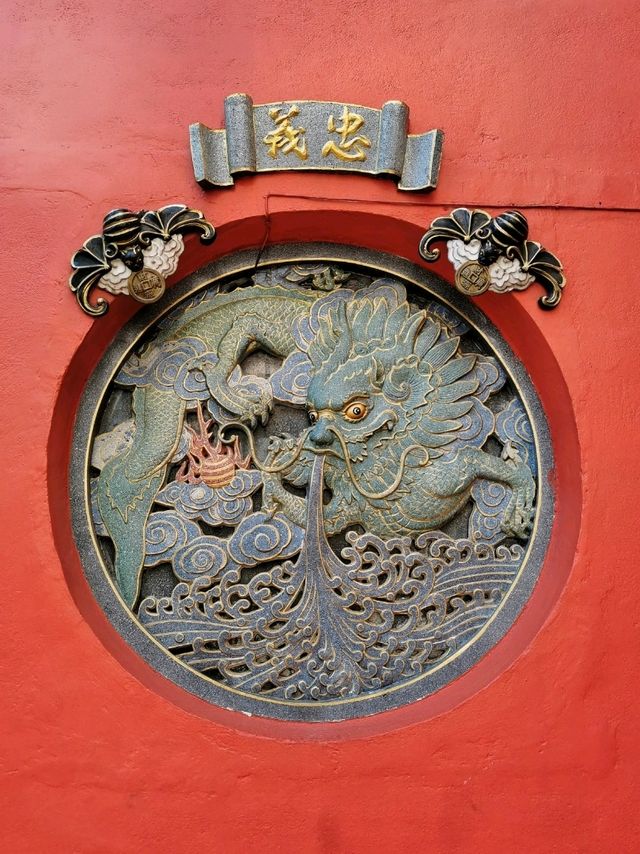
[326, 425, 429, 500]
[219, 421, 306, 473]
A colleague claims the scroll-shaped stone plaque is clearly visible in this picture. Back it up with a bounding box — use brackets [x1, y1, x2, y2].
[190, 94, 444, 191]
[71, 246, 553, 722]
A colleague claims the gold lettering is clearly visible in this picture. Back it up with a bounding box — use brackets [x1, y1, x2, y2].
[263, 106, 308, 160]
[322, 106, 371, 162]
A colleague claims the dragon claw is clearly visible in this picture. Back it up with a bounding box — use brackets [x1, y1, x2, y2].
[501, 460, 536, 538]
[228, 383, 274, 429]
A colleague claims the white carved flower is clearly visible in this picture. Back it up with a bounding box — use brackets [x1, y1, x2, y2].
[98, 258, 131, 295]
[142, 235, 185, 277]
[447, 238, 481, 270]
[488, 255, 534, 293]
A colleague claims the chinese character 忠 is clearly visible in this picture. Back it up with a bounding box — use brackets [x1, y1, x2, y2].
[322, 106, 372, 162]
[263, 105, 308, 160]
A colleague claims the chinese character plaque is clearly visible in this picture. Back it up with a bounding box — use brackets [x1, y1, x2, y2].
[190, 94, 443, 191]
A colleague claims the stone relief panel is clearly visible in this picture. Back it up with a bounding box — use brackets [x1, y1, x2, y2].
[72, 247, 553, 721]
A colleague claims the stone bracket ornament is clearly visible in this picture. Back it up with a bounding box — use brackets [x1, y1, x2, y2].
[418, 208, 565, 309]
[69, 204, 216, 316]
[190, 93, 444, 192]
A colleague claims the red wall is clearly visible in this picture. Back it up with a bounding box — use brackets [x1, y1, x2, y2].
[2, 1, 639, 851]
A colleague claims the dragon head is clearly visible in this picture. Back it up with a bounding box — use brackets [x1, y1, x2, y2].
[305, 290, 444, 464]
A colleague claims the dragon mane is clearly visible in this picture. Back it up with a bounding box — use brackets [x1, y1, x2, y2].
[307, 286, 486, 458]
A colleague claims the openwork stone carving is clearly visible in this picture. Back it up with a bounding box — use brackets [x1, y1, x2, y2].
[72, 246, 553, 721]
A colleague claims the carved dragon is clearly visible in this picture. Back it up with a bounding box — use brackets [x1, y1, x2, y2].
[96, 272, 535, 607]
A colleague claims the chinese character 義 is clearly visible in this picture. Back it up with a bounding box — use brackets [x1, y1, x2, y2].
[322, 106, 372, 162]
[263, 105, 308, 161]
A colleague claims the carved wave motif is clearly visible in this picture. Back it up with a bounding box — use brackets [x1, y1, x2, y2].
[139, 527, 522, 699]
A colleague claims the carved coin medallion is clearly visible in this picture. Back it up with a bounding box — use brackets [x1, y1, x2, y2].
[72, 245, 553, 721]
[128, 268, 166, 303]
[455, 260, 491, 295]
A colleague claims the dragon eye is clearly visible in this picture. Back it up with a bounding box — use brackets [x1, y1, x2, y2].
[343, 401, 368, 422]
[308, 410, 318, 424]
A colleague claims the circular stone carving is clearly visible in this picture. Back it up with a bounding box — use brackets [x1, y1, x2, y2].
[71, 245, 553, 722]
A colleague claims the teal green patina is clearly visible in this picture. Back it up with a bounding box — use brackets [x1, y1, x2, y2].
[86, 257, 542, 708]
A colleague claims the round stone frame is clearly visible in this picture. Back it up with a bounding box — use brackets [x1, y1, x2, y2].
[70, 242, 554, 723]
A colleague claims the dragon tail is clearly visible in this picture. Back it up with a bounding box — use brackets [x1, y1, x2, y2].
[95, 386, 185, 607]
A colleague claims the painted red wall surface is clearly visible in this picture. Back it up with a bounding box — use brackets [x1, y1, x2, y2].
[2, 1, 639, 851]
